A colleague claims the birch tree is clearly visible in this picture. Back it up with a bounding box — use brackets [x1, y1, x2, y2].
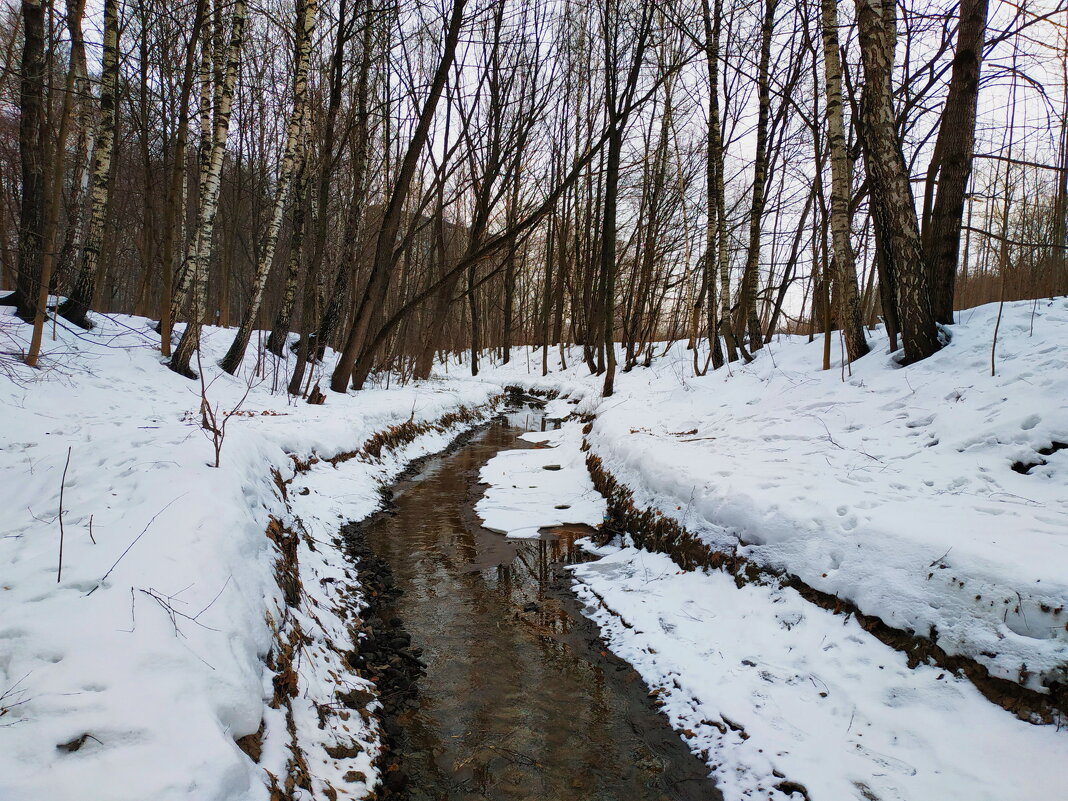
[59, 0, 120, 329]
[820, 0, 868, 361]
[855, 0, 940, 362]
[158, 0, 210, 357]
[220, 0, 318, 374]
[169, 0, 248, 378]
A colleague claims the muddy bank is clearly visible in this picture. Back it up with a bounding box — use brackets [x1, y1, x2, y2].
[344, 411, 719, 801]
[585, 451, 1067, 725]
[339, 530, 424, 796]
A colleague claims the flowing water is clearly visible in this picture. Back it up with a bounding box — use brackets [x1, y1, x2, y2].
[362, 409, 719, 801]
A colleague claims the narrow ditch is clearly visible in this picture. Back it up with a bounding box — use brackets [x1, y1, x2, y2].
[342, 408, 719, 801]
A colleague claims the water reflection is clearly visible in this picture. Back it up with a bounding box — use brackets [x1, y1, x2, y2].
[363, 412, 717, 801]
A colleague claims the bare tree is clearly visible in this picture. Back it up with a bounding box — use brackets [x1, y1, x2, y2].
[220, 0, 318, 374]
[169, 0, 249, 378]
[8, 0, 46, 322]
[921, 0, 989, 324]
[855, 0, 940, 363]
[59, 0, 120, 329]
[820, 0, 868, 361]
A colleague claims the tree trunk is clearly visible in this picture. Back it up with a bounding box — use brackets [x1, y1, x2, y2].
[267, 152, 310, 356]
[26, 1, 84, 364]
[699, 0, 726, 370]
[159, 0, 210, 357]
[736, 0, 776, 354]
[221, 0, 317, 374]
[467, 263, 480, 376]
[855, 0, 940, 363]
[169, 0, 248, 378]
[60, 0, 120, 329]
[331, 0, 467, 393]
[56, 0, 93, 300]
[290, 0, 370, 395]
[601, 0, 653, 398]
[10, 0, 46, 322]
[921, 0, 988, 324]
[821, 0, 869, 361]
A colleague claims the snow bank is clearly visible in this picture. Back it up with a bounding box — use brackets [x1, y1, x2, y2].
[573, 544, 1068, 801]
[474, 299, 1068, 695]
[0, 311, 499, 801]
[471, 404, 1068, 800]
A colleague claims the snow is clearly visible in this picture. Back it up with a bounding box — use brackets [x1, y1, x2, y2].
[469, 389, 1068, 801]
[3, 296, 1066, 801]
[0, 310, 499, 801]
[571, 544, 1068, 801]
[474, 299, 1068, 697]
[475, 423, 606, 538]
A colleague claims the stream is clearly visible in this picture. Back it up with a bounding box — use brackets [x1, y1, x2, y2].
[357, 408, 719, 801]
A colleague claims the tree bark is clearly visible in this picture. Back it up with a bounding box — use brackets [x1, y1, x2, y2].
[601, 0, 653, 398]
[820, 0, 869, 361]
[10, 0, 46, 322]
[699, 0, 726, 370]
[736, 0, 776, 354]
[158, 0, 209, 357]
[855, 0, 940, 362]
[60, 0, 120, 329]
[921, 0, 988, 324]
[220, 0, 317, 374]
[266, 150, 310, 356]
[26, 1, 85, 364]
[169, 0, 248, 378]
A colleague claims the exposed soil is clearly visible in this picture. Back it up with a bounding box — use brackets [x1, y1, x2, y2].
[586, 451, 1068, 725]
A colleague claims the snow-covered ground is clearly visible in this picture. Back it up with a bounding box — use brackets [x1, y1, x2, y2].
[476, 420, 605, 538]
[475, 300, 1068, 700]
[0, 311, 498, 801]
[3, 297, 1066, 801]
[474, 419, 1068, 800]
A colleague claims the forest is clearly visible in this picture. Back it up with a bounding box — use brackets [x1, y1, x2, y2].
[2, 0, 1065, 390]
[1, 1, 1067, 800]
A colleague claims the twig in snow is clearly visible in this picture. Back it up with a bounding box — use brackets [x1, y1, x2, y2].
[193, 575, 233, 621]
[803, 413, 883, 462]
[0, 671, 32, 718]
[139, 585, 221, 636]
[196, 349, 255, 467]
[928, 547, 952, 568]
[87, 493, 187, 594]
[118, 587, 137, 633]
[57, 447, 71, 583]
[991, 293, 1006, 377]
[87, 514, 96, 545]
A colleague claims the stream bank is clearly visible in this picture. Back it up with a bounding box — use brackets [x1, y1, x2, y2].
[344, 409, 719, 801]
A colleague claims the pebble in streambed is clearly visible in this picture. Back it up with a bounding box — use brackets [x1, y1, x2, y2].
[339, 525, 425, 797]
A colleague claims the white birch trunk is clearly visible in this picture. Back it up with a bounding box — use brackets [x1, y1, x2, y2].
[169, 0, 248, 377]
[220, 0, 318, 375]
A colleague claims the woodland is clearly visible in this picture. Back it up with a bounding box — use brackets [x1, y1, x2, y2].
[1, 0, 1065, 389]
[2, 2, 1068, 799]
